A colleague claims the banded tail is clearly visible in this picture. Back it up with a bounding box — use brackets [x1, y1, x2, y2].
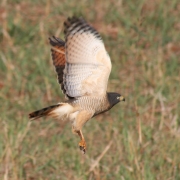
[29, 103, 74, 120]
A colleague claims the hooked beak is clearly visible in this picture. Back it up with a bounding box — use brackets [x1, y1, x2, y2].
[119, 95, 125, 102]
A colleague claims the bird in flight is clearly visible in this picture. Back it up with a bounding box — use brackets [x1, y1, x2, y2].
[29, 17, 125, 154]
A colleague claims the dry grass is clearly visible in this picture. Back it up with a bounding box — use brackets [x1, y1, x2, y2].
[0, 0, 180, 179]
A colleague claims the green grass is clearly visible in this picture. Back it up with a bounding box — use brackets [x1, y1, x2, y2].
[0, 0, 180, 179]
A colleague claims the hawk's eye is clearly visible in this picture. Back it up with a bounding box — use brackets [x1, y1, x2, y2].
[117, 96, 120, 99]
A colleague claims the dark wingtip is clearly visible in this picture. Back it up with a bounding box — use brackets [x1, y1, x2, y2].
[64, 16, 101, 40]
[49, 36, 65, 47]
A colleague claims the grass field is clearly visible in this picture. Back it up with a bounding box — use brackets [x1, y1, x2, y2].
[0, 0, 180, 179]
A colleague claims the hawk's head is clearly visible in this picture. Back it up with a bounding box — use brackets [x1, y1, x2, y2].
[107, 92, 125, 108]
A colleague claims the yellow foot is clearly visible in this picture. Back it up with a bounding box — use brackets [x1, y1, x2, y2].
[79, 140, 86, 154]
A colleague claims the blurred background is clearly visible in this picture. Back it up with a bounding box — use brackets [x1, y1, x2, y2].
[0, 0, 180, 179]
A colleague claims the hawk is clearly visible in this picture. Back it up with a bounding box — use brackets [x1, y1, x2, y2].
[29, 17, 125, 154]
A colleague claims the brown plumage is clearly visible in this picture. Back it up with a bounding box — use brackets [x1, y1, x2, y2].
[29, 17, 125, 154]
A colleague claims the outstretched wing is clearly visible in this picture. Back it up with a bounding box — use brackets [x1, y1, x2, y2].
[63, 17, 112, 98]
[49, 36, 73, 98]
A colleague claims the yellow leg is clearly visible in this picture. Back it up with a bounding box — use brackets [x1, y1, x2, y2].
[71, 110, 93, 154]
[77, 130, 86, 154]
[72, 127, 86, 154]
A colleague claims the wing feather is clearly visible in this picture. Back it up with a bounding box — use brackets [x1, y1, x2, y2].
[49, 36, 73, 99]
[63, 17, 112, 98]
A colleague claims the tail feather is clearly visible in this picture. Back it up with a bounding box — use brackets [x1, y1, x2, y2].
[29, 104, 60, 120]
[29, 103, 74, 121]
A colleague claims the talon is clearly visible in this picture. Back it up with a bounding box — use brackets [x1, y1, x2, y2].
[79, 146, 86, 154]
[79, 140, 86, 154]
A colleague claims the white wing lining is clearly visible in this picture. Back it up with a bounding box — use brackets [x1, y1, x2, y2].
[63, 17, 112, 98]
